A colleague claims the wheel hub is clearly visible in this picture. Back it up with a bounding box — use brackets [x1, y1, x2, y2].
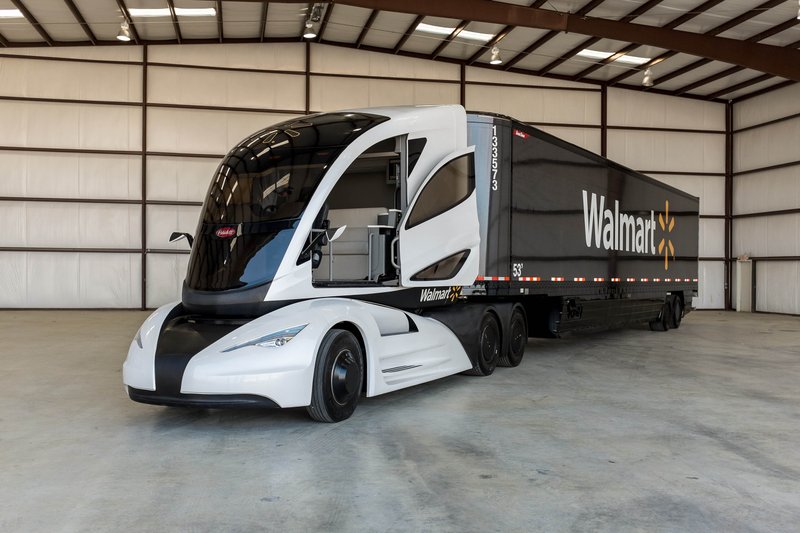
[331, 349, 359, 405]
[480, 325, 499, 362]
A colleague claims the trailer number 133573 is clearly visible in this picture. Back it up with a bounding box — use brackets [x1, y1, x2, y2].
[491, 125, 499, 191]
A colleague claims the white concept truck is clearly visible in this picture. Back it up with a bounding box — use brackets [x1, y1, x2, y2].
[123, 105, 699, 422]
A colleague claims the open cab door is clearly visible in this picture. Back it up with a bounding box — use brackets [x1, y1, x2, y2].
[397, 148, 480, 287]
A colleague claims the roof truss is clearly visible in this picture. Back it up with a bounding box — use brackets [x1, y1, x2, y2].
[0, 0, 794, 102]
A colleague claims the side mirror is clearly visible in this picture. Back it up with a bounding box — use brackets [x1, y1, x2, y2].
[169, 232, 194, 248]
[328, 225, 347, 242]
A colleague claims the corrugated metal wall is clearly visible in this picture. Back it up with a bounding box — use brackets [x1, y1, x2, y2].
[0, 42, 726, 309]
[733, 84, 800, 315]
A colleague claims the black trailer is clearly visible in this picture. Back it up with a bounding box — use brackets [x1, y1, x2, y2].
[462, 112, 699, 337]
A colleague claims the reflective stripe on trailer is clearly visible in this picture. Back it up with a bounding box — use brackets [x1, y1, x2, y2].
[480, 275, 698, 283]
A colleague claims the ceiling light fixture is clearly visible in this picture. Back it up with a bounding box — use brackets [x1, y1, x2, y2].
[303, 21, 318, 39]
[174, 8, 217, 17]
[642, 68, 654, 87]
[127, 8, 170, 17]
[577, 49, 651, 66]
[0, 9, 23, 18]
[116, 20, 132, 42]
[127, 7, 216, 17]
[303, 3, 323, 39]
[489, 46, 503, 65]
[416, 22, 493, 42]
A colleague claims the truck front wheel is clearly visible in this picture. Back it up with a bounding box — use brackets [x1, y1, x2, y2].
[307, 328, 364, 422]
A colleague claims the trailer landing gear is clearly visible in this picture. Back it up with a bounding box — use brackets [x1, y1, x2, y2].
[650, 295, 683, 332]
[307, 329, 364, 422]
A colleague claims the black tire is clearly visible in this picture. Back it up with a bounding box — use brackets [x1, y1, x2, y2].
[670, 297, 683, 329]
[463, 312, 501, 376]
[649, 302, 670, 332]
[306, 329, 364, 423]
[499, 307, 527, 367]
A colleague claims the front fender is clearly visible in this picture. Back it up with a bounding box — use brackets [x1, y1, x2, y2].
[122, 301, 181, 391]
[180, 298, 409, 408]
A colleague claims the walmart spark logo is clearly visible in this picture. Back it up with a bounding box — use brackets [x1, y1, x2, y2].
[448, 286, 463, 302]
[657, 200, 675, 270]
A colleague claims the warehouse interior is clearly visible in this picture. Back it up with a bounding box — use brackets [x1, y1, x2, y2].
[1, 1, 798, 530]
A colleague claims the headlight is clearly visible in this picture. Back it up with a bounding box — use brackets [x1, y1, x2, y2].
[134, 329, 143, 349]
[223, 325, 307, 352]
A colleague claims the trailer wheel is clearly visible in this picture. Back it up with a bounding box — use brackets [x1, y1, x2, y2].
[464, 312, 501, 376]
[306, 328, 364, 423]
[499, 307, 527, 367]
[670, 297, 683, 329]
[649, 302, 670, 332]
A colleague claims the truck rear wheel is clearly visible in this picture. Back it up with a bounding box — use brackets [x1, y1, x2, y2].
[463, 312, 501, 376]
[499, 306, 527, 367]
[307, 328, 364, 423]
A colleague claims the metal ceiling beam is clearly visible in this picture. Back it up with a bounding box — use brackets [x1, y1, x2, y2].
[355, 9, 378, 48]
[316, 3, 333, 42]
[62, 0, 97, 45]
[651, 0, 790, 87]
[503, 0, 607, 70]
[571, 0, 725, 80]
[257, 0, 800, 80]
[115, 0, 140, 45]
[678, 65, 744, 95]
[673, 19, 800, 94]
[9, 0, 53, 46]
[312, 36, 725, 102]
[706, 30, 799, 100]
[166, 0, 182, 44]
[608, 0, 786, 86]
[216, 0, 224, 42]
[0, 31, 8, 47]
[538, 0, 663, 76]
[731, 80, 795, 102]
[259, 2, 268, 42]
[393, 14, 424, 54]
[430, 19, 468, 60]
[708, 73, 774, 99]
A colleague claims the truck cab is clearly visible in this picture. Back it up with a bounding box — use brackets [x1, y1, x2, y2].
[181, 106, 480, 316]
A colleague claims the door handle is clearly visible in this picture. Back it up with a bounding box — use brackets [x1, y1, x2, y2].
[390, 237, 400, 268]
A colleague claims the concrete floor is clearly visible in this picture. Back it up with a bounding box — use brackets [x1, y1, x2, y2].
[1, 310, 799, 532]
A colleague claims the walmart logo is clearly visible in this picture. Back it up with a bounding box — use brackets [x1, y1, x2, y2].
[657, 200, 675, 270]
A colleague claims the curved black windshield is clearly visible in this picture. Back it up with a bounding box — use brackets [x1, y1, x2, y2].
[186, 112, 389, 292]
